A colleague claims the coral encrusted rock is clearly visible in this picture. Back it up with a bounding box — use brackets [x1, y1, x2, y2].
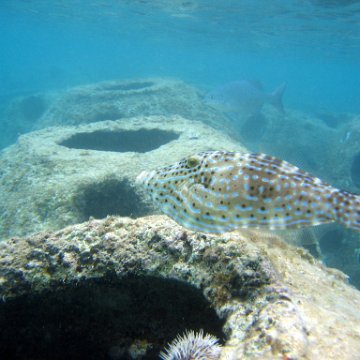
[0, 215, 359, 359]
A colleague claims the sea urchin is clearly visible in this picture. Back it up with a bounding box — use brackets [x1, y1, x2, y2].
[160, 329, 222, 360]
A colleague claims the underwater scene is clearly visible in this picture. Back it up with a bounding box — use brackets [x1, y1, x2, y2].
[1, 1, 360, 359]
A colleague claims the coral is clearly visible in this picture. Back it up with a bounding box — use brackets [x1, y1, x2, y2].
[160, 330, 221, 360]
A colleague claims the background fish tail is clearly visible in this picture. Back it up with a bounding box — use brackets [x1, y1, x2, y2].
[269, 82, 286, 113]
[335, 190, 360, 231]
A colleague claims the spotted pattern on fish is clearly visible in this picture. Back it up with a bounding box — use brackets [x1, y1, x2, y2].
[136, 151, 360, 233]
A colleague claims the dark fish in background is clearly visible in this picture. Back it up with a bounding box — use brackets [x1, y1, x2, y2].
[204, 80, 286, 116]
[137, 151, 360, 234]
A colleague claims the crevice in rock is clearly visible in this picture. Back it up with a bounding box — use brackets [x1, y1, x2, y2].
[0, 275, 226, 360]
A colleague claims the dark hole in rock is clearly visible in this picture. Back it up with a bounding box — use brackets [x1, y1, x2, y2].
[0, 275, 225, 360]
[319, 228, 344, 254]
[77, 178, 152, 220]
[102, 82, 154, 91]
[20, 95, 46, 122]
[60, 129, 179, 153]
[240, 113, 267, 144]
[351, 152, 360, 188]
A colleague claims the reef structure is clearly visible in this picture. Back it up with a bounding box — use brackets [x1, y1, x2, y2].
[0, 215, 359, 359]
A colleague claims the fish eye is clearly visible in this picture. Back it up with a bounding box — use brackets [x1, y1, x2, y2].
[187, 156, 200, 168]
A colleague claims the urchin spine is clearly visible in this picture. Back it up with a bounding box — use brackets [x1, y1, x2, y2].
[160, 329, 222, 360]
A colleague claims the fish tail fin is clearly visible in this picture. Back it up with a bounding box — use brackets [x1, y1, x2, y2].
[269, 82, 286, 113]
[334, 190, 360, 231]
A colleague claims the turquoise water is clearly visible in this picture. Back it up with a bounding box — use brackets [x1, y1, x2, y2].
[1, 0, 360, 113]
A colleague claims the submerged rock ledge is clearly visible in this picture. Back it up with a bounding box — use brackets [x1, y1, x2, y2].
[0, 215, 359, 359]
[0, 115, 246, 240]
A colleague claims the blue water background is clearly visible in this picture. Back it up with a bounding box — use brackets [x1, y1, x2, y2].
[1, 0, 360, 115]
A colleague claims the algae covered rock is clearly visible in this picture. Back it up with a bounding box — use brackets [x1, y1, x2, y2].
[0, 115, 246, 240]
[0, 215, 359, 359]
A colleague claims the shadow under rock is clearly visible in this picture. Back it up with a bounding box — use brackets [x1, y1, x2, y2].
[0, 275, 225, 360]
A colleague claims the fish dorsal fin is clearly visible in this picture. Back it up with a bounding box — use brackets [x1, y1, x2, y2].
[258, 146, 313, 175]
[246, 79, 263, 90]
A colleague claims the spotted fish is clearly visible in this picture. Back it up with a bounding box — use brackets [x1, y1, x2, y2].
[136, 151, 360, 233]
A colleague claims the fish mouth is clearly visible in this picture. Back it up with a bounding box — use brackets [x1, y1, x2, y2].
[136, 170, 155, 186]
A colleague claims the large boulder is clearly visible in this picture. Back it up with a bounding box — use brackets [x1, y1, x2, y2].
[0, 115, 246, 240]
[0, 78, 233, 150]
[0, 215, 358, 359]
[36, 77, 232, 134]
